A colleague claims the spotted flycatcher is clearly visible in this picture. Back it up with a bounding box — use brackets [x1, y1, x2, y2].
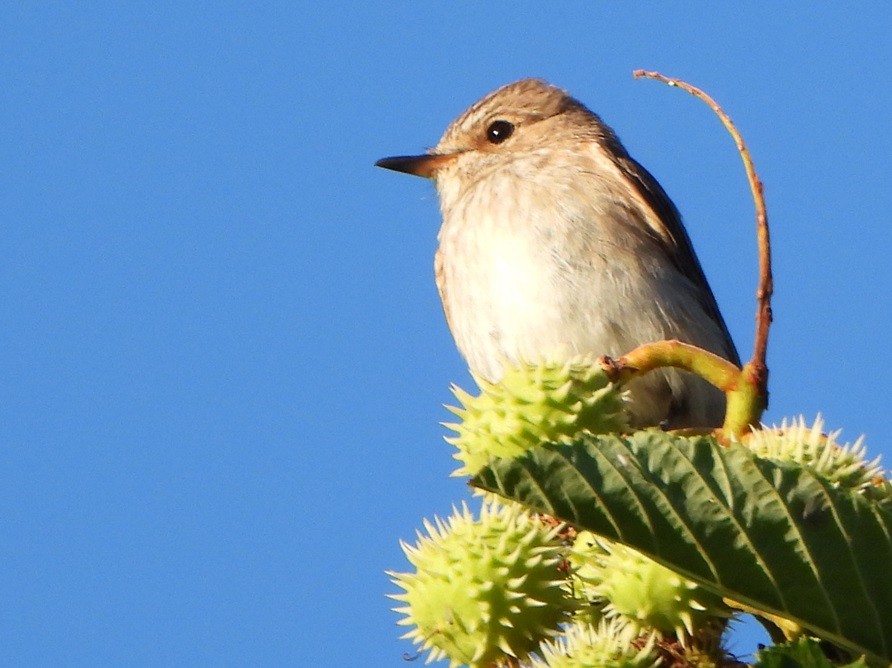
[377, 79, 739, 428]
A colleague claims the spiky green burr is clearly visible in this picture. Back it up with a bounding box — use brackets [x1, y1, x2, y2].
[445, 357, 628, 477]
[746, 415, 890, 499]
[532, 619, 660, 668]
[389, 501, 572, 668]
[569, 531, 730, 641]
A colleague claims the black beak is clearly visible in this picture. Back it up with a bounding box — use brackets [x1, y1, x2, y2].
[375, 153, 456, 179]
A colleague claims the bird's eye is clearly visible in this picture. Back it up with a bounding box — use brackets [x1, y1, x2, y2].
[485, 120, 514, 144]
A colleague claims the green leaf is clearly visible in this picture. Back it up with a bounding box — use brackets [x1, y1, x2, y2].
[471, 431, 892, 663]
[755, 637, 869, 668]
[755, 637, 831, 668]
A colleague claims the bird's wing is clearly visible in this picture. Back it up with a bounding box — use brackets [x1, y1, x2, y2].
[615, 155, 740, 366]
[434, 247, 455, 336]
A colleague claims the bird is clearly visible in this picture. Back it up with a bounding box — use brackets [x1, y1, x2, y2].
[376, 78, 739, 428]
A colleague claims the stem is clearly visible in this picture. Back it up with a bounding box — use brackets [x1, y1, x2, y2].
[724, 362, 768, 436]
[601, 340, 740, 392]
[600, 341, 764, 440]
[632, 70, 774, 434]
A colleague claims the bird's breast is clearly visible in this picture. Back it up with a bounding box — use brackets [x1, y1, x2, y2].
[435, 176, 628, 381]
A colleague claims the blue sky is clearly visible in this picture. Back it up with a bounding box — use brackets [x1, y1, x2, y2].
[2, 4, 890, 665]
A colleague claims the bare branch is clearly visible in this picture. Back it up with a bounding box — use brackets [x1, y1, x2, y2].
[632, 69, 773, 406]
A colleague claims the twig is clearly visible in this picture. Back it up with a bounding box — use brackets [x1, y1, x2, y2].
[599, 341, 741, 393]
[632, 69, 773, 406]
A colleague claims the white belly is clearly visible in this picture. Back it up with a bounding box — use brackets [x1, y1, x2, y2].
[434, 169, 732, 427]
[438, 206, 635, 379]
